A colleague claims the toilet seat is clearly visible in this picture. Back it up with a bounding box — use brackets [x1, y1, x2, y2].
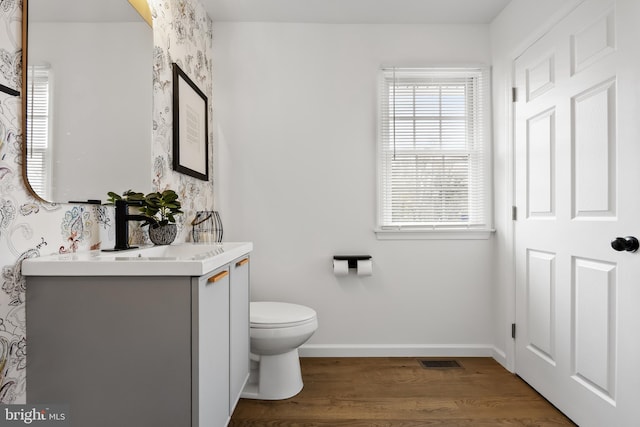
[250, 302, 317, 329]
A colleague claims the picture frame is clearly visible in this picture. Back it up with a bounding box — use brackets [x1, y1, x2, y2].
[172, 63, 209, 181]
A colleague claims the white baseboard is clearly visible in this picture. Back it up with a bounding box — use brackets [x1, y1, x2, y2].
[299, 344, 496, 358]
[491, 347, 511, 371]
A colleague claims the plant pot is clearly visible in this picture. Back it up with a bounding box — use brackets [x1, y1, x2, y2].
[148, 223, 177, 246]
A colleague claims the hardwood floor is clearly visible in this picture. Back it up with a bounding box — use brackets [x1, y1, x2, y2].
[230, 357, 576, 426]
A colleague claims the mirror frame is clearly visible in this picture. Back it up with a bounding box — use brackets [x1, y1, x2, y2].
[21, 0, 41, 202]
[21, 0, 153, 204]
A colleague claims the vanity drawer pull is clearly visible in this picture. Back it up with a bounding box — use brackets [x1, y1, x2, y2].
[208, 270, 229, 283]
[235, 258, 249, 267]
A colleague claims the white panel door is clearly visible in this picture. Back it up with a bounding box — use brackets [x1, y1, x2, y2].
[514, 0, 640, 425]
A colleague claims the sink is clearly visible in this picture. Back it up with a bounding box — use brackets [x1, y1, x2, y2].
[21, 242, 253, 277]
[103, 244, 226, 260]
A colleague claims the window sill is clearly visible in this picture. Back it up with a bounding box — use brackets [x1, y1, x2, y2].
[374, 228, 495, 240]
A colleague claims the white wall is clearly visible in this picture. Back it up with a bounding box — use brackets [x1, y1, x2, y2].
[490, 0, 581, 368]
[214, 23, 495, 355]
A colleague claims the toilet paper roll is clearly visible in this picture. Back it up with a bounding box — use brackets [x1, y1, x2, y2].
[357, 259, 372, 276]
[333, 259, 349, 276]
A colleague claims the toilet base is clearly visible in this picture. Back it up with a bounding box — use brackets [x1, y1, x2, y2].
[240, 349, 303, 400]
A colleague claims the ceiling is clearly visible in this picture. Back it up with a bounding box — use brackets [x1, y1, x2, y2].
[201, 0, 513, 24]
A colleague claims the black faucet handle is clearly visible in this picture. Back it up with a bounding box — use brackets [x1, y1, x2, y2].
[108, 199, 146, 252]
[115, 199, 144, 207]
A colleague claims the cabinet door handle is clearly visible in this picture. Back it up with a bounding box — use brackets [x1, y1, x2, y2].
[208, 270, 229, 283]
[235, 258, 249, 267]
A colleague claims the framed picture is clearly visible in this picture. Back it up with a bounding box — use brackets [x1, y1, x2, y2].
[172, 63, 209, 181]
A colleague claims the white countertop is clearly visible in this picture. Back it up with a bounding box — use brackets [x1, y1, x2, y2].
[21, 242, 253, 277]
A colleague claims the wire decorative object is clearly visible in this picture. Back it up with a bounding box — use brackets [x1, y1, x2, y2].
[191, 211, 223, 243]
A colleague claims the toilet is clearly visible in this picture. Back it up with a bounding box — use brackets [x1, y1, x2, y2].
[241, 301, 318, 400]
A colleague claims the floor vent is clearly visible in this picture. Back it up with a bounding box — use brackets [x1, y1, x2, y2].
[419, 360, 462, 369]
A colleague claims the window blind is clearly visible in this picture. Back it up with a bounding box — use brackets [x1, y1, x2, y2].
[378, 67, 489, 230]
[26, 65, 52, 199]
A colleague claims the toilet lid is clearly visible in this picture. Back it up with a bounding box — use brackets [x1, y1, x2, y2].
[250, 301, 317, 328]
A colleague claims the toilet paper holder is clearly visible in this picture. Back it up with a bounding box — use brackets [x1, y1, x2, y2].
[333, 255, 372, 269]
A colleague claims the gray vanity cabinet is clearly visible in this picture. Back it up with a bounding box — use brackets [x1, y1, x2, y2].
[26, 254, 250, 427]
[230, 256, 250, 412]
[193, 265, 230, 426]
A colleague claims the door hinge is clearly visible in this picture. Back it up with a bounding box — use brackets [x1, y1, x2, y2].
[512, 87, 518, 102]
[511, 323, 516, 339]
[512, 206, 517, 221]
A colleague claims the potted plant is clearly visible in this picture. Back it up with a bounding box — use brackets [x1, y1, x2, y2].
[140, 190, 183, 245]
[107, 189, 183, 246]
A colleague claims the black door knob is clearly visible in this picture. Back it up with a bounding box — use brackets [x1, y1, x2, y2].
[611, 236, 639, 252]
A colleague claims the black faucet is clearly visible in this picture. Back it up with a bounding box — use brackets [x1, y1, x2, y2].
[104, 199, 149, 251]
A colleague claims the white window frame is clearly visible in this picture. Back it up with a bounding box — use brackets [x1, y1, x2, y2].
[375, 66, 494, 240]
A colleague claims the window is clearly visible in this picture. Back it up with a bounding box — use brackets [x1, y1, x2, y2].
[26, 64, 52, 200]
[376, 67, 492, 239]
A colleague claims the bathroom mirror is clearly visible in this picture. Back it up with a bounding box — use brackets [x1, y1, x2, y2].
[23, 0, 153, 204]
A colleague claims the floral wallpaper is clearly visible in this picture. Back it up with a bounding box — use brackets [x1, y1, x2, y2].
[0, 0, 214, 403]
